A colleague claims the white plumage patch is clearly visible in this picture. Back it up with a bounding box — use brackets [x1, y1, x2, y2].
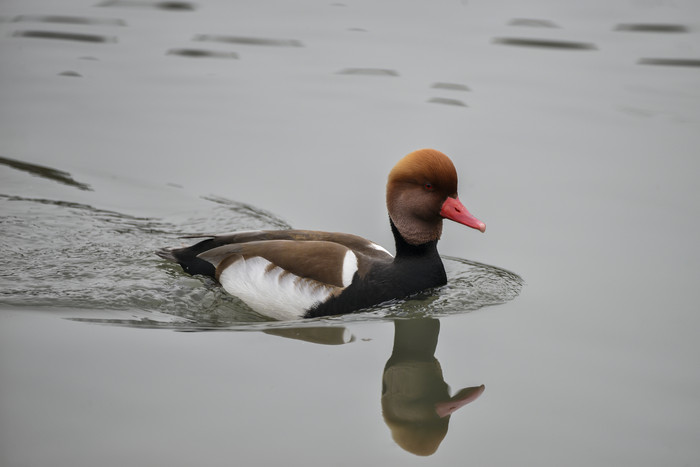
[218, 256, 337, 320]
[369, 242, 393, 257]
[342, 250, 358, 287]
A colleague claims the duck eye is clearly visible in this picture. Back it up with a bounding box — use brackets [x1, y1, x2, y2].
[424, 183, 433, 190]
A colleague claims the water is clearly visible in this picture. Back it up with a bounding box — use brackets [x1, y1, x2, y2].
[1, 1, 699, 466]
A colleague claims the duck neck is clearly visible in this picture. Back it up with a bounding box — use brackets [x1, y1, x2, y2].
[390, 218, 442, 261]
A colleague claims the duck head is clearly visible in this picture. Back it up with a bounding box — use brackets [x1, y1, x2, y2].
[386, 149, 485, 246]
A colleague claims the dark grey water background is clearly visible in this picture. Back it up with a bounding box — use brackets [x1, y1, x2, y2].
[1, 1, 699, 465]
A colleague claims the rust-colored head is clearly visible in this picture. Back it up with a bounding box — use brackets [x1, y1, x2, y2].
[386, 149, 485, 245]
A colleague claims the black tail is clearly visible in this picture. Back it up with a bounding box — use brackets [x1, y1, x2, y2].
[155, 239, 217, 278]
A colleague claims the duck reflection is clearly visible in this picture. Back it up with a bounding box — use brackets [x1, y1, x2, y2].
[382, 318, 484, 456]
[258, 317, 484, 455]
[263, 326, 354, 345]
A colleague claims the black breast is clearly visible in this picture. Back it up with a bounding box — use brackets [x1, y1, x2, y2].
[305, 236, 446, 318]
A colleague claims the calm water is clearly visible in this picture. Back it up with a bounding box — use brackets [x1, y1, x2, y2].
[1, 1, 699, 466]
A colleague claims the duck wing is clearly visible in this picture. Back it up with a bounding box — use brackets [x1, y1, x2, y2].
[157, 230, 393, 319]
[198, 239, 358, 287]
[183, 229, 393, 258]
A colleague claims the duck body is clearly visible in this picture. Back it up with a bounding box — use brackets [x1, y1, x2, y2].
[157, 149, 485, 320]
[306, 221, 448, 318]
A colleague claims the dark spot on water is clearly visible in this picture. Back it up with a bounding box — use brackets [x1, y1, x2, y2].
[59, 71, 83, 77]
[348, 27, 367, 32]
[0, 155, 92, 191]
[637, 58, 700, 68]
[194, 34, 303, 47]
[167, 48, 239, 59]
[492, 37, 597, 50]
[431, 82, 470, 91]
[428, 97, 467, 107]
[79, 56, 100, 61]
[12, 30, 117, 43]
[13, 14, 126, 26]
[508, 18, 559, 28]
[337, 68, 399, 76]
[155, 1, 195, 9]
[96, 0, 196, 10]
[615, 23, 688, 33]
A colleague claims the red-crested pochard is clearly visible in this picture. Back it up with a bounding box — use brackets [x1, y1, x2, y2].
[157, 149, 485, 320]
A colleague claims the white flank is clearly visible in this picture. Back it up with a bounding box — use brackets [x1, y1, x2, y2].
[218, 256, 335, 320]
[342, 250, 358, 287]
[370, 242, 393, 257]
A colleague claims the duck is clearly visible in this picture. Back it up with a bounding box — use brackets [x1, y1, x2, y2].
[157, 149, 485, 320]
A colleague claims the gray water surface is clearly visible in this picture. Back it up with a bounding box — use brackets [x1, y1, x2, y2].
[1, 0, 699, 466]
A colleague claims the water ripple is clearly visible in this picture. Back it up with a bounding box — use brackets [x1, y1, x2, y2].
[637, 58, 700, 68]
[167, 48, 239, 59]
[431, 82, 470, 92]
[428, 97, 467, 107]
[194, 34, 303, 47]
[0, 155, 92, 191]
[337, 68, 400, 76]
[508, 18, 560, 28]
[492, 37, 597, 50]
[615, 23, 688, 33]
[12, 30, 118, 43]
[96, 0, 197, 11]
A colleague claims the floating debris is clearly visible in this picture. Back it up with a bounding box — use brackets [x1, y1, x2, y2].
[13, 14, 126, 26]
[337, 68, 399, 76]
[58, 71, 83, 77]
[615, 23, 688, 33]
[167, 48, 239, 59]
[12, 30, 118, 43]
[431, 82, 470, 92]
[508, 18, 559, 28]
[637, 58, 700, 68]
[194, 34, 303, 47]
[492, 37, 596, 50]
[428, 97, 467, 107]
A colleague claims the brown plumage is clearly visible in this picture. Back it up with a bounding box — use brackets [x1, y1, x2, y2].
[387, 149, 461, 245]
